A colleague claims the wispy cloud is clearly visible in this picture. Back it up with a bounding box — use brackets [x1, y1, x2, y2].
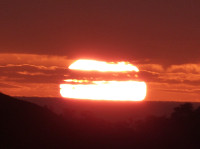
[0, 53, 72, 67]
[167, 64, 200, 73]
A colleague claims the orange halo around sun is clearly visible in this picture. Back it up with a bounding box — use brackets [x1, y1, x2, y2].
[60, 59, 147, 101]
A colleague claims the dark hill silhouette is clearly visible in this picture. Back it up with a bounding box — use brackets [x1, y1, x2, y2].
[18, 96, 200, 123]
[1, 93, 200, 149]
[0, 93, 71, 148]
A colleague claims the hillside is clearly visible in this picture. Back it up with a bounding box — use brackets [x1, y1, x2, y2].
[1, 93, 200, 149]
[0, 93, 70, 148]
[19, 96, 200, 122]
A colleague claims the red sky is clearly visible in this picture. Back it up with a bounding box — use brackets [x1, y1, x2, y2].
[0, 0, 200, 102]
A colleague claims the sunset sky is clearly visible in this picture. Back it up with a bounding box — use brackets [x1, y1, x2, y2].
[0, 0, 200, 102]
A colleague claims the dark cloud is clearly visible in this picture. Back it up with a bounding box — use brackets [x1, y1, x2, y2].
[0, 64, 67, 83]
[138, 64, 200, 87]
[1, 62, 200, 86]
[160, 88, 200, 95]
[0, 64, 66, 73]
[0, 83, 19, 88]
[64, 70, 139, 81]
[167, 64, 200, 74]
[138, 70, 160, 82]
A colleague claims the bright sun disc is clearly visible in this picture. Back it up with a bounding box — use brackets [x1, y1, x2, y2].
[69, 59, 139, 72]
[60, 59, 147, 101]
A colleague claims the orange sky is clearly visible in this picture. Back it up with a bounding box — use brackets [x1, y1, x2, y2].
[0, 1, 200, 102]
[0, 53, 200, 102]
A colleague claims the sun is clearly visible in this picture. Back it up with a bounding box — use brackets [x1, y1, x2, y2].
[60, 59, 147, 101]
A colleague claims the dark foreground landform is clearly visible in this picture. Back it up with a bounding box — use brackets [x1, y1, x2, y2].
[1, 93, 200, 149]
[18, 96, 200, 122]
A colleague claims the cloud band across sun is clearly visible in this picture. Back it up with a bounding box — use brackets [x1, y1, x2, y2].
[0, 53, 200, 102]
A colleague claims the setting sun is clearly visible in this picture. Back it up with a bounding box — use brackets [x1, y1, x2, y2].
[60, 59, 147, 101]
[69, 59, 139, 72]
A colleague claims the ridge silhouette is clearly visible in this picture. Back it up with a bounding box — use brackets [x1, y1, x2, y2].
[1, 92, 200, 149]
[0, 93, 70, 148]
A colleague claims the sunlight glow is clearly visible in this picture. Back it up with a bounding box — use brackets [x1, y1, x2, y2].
[69, 59, 139, 72]
[60, 59, 147, 101]
[60, 80, 146, 101]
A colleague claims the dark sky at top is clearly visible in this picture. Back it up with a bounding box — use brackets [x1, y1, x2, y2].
[0, 0, 200, 64]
